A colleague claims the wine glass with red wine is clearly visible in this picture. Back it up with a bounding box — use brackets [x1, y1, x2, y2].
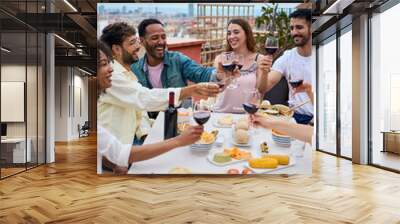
[221, 52, 238, 89]
[288, 73, 304, 89]
[264, 35, 279, 55]
[289, 79, 304, 88]
[235, 54, 244, 70]
[243, 90, 261, 134]
[193, 102, 211, 126]
[221, 51, 236, 72]
[243, 90, 261, 114]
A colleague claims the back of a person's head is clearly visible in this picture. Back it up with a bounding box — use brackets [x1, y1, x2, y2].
[138, 18, 164, 37]
[101, 22, 136, 47]
[289, 9, 312, 23]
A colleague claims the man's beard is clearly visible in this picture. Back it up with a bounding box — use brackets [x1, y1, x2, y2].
[148, 45, 165, 60]
[293, 34, 310, 47]
[122, 49, 137, 65]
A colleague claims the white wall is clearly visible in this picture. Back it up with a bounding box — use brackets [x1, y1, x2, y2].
[55, 66, 69, 141]
[1, 65, 26, 140]
[54, 67, 89, 141]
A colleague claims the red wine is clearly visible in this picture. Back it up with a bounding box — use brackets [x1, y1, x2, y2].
[217, 82, 225, 88]
[193, 111, 210, 125]
[243, 103, 259, 114]
[222, 63, 236, 72]
[289, 80, 303, 88]
[236, 64, 243, 70]
[164, 92, 178, 139]
[265, 47, 278, 55]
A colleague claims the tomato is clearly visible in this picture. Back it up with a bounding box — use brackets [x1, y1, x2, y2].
[242, 168, 253, 174]
[227, 169, 239, 174]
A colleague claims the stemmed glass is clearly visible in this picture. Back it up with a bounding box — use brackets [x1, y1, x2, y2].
[243, 90, 261, 114]
[235, 53, 244, 70]
[287, 71, 304, 99]
[264, 35, 279, 55]
[243, 90, 262, 134]
[193, 101, 211, 126]
[221, 51, 238, 89]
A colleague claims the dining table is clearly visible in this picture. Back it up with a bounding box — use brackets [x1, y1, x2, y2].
[128, 112, 312, 174]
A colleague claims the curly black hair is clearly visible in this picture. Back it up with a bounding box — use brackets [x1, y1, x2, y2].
[97, 40, 112, 65]
[138, 18, 164, 37]
[100, 22, 136, 48]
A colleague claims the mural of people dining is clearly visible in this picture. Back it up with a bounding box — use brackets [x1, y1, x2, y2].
[97, 3, 314, 175]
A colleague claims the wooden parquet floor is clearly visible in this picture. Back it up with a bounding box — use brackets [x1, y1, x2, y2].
[0, 135, 399, 224]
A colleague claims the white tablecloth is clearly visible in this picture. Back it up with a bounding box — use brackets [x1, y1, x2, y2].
[128, 113, 311, 174]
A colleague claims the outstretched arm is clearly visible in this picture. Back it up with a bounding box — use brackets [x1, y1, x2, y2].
[98, 125, 204, 173]
[250, 114, 313, 144]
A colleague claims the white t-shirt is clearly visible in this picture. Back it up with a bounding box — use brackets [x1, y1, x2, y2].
[97, 125, 131, 174]
[272, 48, 314, 116]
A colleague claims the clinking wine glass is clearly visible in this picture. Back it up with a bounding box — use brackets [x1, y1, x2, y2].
[288, 73, 304, 98]
[264, 35, 279, 55]
[221, 51, 236, 72]
[193, 101, 211, 126]
[235, 53, 244, 70]
[243, 90, 261, 134]
[221, 51, 239, 89]
[243, 90, 261, 114]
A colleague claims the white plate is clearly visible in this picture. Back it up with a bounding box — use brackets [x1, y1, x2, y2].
[206, 150, 247, 166]
[244, 157, 296, 174]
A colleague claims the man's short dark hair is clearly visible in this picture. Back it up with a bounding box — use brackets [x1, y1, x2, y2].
[289, 9, 312, 23]
[101, 22, 136, 47]
[138, 18, 164, 37]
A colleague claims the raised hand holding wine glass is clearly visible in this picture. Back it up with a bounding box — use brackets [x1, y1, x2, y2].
[220, 51, 239, 89]
[264, 34, 279, 56]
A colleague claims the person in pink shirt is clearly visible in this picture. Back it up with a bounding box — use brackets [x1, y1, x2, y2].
[213, 18, 273, 113]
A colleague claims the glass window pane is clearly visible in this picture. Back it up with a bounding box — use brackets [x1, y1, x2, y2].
[340, 29, 352, 158]
[371, 4, 400, 171]
[1, 31, 27, 177]
[38, 33, 45, 165]
[27, 31, 38, 169]
[317, 36, 337, 154]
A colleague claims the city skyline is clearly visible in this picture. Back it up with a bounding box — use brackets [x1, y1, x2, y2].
[98, 3, 299, 17]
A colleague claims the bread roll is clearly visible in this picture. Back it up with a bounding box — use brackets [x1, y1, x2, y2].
[235, 121, 249, 130]
[235, 129, 249, 144]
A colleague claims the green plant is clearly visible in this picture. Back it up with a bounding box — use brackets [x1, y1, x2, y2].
[255, 4, 294, 59]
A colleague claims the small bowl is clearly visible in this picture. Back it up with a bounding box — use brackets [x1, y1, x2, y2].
[272, 131, 291, 147]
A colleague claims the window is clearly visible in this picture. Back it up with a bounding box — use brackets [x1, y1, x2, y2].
[370, 3, 400, 171]
[317, 36, 337, 155]
[339, 28, 352, 158]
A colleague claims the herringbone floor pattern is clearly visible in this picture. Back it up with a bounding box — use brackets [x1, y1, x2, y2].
[0, 135, 399, 224]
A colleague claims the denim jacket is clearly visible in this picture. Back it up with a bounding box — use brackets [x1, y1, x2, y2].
[131, 51, 217, 88]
